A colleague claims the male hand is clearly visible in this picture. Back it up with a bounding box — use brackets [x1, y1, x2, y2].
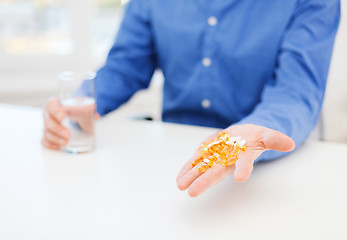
[176, 124, 295, 197]
[42, 98, 99, 150]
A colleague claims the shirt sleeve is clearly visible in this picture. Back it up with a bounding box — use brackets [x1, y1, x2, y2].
[95, 0, 156, 116]
[237, 0, 340, 162]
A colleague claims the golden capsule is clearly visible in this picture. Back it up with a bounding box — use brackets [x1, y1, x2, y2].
[227, 156, 238, 165]
[199, 164, 210, 173]
[192, 157, 203, 167]
[193, 132, 246, 171]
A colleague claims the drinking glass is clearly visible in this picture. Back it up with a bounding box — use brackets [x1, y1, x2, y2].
[58, 71, 96, 153]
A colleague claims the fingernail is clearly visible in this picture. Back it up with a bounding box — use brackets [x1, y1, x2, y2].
[59, 139, 67, 145]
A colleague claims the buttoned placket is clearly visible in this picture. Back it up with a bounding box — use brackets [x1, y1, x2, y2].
[201, 11, 219, 110]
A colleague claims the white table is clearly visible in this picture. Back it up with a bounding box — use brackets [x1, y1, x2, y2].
[0, 104, 346, 240]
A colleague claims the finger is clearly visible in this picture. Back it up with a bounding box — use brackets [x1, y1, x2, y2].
[177, 162, 206, 191]
[176, 133, 220, 182]
[262, 129, 295, 152]
[188, 164, 235, 197]
[45, 115, 70, 140]
[176, 155, 198, 183]
[41, 138, 60, 150]
[234, 154, 255, 183]
[44, 130, 68, 146]
[46, 98, 66, 122]
[95, 113, 101, 120]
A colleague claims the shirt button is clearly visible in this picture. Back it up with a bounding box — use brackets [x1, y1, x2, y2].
[202, 57, 212, 67]
[208, 16, 218, 26]
[201, 99, 211, 109]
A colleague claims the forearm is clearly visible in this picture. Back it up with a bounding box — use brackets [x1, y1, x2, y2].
[94, 0, 156, 116]
[236, 0, 340, 162]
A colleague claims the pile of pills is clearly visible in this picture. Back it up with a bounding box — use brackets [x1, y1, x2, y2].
[192, 132, 247, 173]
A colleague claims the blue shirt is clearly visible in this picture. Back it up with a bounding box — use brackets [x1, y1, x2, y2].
[94, 0, 340, 161]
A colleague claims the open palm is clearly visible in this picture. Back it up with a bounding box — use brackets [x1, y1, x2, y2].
[176, 124, 295, 197]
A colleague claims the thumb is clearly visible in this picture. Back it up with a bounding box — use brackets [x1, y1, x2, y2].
[262, 129, 295, 152]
